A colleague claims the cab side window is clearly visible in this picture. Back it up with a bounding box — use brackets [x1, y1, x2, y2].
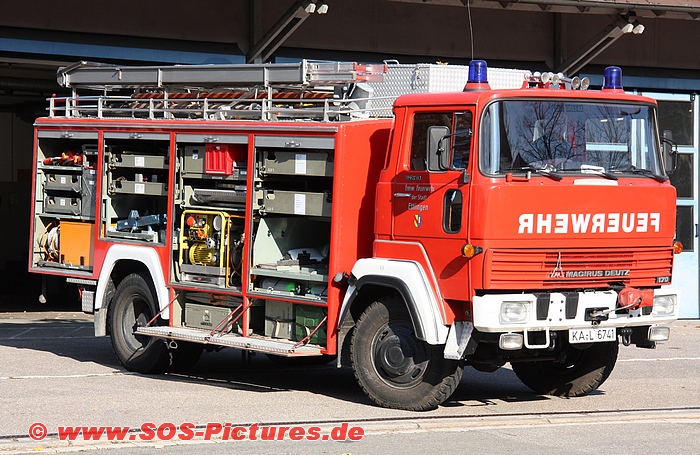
[410, 112, 452, 171]
[452, 111, 472, 169]
[409, 111, 472, 171]
[443, 189, 463, 233]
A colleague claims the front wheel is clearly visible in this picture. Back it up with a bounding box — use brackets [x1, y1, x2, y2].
[109, 272, 170, 374]
[511, 340, 618, 397]
[350, 296, 463, 411]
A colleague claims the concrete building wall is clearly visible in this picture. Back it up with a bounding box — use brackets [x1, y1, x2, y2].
[0, 1, 697, 73]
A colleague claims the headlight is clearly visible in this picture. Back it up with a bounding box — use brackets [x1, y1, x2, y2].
[500, 301, 529, 324]
[653, 295, 676, 315]
[648, 326, 670, 342]
[499, 333, 524, 350]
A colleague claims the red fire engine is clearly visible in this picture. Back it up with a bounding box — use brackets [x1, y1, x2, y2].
[29, 59, 680, 411]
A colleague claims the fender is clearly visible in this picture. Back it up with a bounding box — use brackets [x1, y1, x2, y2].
[339, 258, 449, 345]
[94, 244, 170, 336]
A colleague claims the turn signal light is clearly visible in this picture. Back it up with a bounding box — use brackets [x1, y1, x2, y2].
[673, 241, 683, 254]
[461, 244, 483, 258]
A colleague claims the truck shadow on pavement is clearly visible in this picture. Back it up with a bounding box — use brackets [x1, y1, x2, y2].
[175, 356, 582, 413]
[0, 315, 554, 409]
[157, 349, 550, 409]
[0, 317, 121, 367]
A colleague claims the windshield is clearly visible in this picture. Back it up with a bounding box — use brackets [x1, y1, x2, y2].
[479, 100, 665, 177]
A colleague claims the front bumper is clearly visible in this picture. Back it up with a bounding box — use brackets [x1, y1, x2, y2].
[472, 287, 679, 334]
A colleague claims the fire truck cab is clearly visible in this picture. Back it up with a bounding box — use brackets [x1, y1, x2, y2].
[29, 60, 680, 411]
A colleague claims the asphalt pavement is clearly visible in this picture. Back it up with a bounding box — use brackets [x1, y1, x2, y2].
[0, 309, 698, 454]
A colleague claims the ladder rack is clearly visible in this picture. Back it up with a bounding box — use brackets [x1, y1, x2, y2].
[48, 60, 527, 122]
[52, 60, 391, 122]
[47, 91, 394, 122]
[57, 60, 387, 90]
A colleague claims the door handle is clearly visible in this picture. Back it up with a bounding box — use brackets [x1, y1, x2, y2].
[393, 193, 412, 198]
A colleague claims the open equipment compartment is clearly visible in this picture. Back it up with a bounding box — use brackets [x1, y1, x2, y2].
[31, 130, 98, 272]
[102, 132, 170, 244]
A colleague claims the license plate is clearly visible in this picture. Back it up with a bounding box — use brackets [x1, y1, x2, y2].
[569, 327, 616, 344]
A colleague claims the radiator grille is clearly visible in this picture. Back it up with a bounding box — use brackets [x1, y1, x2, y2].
[484, 247, 673, 289]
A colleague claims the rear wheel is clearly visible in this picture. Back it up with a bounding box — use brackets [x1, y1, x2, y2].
[350, 296, 463, 411]
[109, 272, 170, 374]
[511, 340, 618, 397]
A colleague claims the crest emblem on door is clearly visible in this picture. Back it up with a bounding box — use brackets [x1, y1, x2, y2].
[414, 214, 422, 228]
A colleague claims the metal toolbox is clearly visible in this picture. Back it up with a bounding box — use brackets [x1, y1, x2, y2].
[44, 172, 82, 193]
[110, 180, 167, 196]
[184, 302, 235, 332]
[44, 195, 82, 216]
[110, 153, 168, 169]
[259, 150, 333, 177]
[264, 300, 294, 340]
[183, 145, 206, 175]
[257, 189, 332, 217]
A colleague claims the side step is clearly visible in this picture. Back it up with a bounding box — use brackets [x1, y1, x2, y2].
[135, 326, 323, 357]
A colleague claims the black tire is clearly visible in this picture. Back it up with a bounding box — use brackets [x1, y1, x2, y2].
[109, 272, 170, 374]
[512, 340, 619, 397]
[350, 296, 463, 411]
[169, 342, 203, 372]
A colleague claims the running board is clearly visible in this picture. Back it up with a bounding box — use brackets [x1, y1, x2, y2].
[135, 326, 323, 357]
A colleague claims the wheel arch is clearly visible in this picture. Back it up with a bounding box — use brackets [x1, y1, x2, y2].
[337, 258, 449, 366]
[93, 245, 169, 336]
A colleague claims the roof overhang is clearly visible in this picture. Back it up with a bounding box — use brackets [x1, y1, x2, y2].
[391, 0, 700, 20]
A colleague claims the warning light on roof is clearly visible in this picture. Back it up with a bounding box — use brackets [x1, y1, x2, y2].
[464, 60, 491, 91]
[603, 66, 623, 91]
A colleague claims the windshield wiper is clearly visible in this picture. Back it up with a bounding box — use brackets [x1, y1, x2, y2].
[504, 165, 562, 181]
[610, 165, 668, 182]
[579, 164, 618, 180]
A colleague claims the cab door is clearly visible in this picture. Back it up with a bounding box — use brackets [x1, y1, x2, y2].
[391, 110, 473, 300]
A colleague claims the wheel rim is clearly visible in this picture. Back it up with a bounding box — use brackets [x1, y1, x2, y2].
[371, 320, 430, 389]
[121, 294, 153, 352]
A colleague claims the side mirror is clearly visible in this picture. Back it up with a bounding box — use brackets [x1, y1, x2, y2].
[662, 130, 678, 174]
[427, 125, 450, 171]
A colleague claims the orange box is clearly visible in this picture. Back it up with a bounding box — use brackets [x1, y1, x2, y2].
[60, 221, 94, 267]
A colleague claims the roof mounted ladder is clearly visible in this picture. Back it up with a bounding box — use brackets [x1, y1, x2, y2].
[57, 60, 387, 91]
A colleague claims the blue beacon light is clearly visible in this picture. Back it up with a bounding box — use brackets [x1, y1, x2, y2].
[603, 66, 623, 90]
[464, 60, 491, 91]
